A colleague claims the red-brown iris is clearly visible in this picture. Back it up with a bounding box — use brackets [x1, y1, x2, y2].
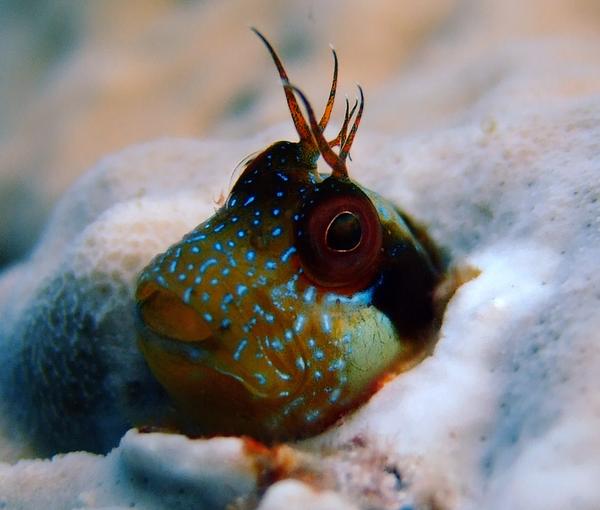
[295, 177, 383, 292]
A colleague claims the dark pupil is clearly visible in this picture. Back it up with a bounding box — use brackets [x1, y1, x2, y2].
[325, 212, 362, 251]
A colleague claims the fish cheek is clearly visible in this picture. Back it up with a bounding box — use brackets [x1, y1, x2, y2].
[338, 310, 401, 391]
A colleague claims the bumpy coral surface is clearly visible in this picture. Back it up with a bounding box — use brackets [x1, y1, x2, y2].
[1, 1, 600, 509]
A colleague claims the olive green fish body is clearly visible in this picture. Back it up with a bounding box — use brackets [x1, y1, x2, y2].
[136, 32, 444, 441]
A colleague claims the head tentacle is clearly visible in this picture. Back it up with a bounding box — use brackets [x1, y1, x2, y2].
[339, 85, 364, 163]
[252, 28, 340, 157]
[285, 84, 347, 177]
[251, 28, 313, 146]
[329, 97, 359, 149]
[286, 84, 365, 179]
[318, 47, 338, 131]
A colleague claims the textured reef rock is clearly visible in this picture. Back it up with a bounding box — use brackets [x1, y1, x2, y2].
[1, 91, 599, 508]
[1, 1, 600, 509]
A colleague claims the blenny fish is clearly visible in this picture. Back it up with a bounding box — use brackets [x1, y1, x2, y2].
[135, 30, 446, 442]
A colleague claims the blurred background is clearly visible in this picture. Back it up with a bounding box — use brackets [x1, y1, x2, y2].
[1, 0, 599, 268]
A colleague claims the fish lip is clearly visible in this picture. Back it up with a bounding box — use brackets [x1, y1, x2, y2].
[134, 304, 271, 396]
[134, 304, 214, 360]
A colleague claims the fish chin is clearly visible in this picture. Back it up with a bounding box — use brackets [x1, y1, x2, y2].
[137, 316, 313, 439]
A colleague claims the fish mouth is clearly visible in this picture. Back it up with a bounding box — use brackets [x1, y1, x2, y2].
[135, 281, 214, 343]
[135, 304, 216, 363]
[135, 284, 282, 399]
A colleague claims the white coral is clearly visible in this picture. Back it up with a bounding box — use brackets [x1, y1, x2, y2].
[1, 1, 600, 509]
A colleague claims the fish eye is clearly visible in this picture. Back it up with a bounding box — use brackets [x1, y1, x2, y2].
[325, 211, 362, 252]
[295, 178, 383, 292]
